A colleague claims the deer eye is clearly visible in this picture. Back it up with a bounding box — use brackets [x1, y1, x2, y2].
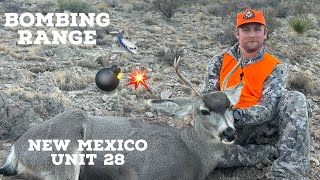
[201, 110, 210, 116]
[200, 104, 210, 116]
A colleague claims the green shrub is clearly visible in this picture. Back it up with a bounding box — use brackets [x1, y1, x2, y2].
[57, 0, 91, 13]
[152, 0, 183, 19]
[288, 16, 312, 34]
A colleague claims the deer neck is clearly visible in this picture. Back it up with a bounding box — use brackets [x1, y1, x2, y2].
[181, 127, 226, 178]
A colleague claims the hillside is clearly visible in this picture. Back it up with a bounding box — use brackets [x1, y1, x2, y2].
[0, 0, 319, 179]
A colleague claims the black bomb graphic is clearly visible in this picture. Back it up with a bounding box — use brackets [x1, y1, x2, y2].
[95, 65, 122, 92]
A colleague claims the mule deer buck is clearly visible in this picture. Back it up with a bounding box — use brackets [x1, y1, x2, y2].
[0, 57, 274, 180]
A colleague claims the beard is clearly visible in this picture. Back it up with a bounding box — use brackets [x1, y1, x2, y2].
[244, 40, 263, 53]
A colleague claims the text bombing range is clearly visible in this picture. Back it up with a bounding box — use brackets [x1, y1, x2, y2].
[5, 13, 110, 45]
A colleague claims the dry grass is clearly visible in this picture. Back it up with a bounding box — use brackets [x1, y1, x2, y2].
[19, 69, 36, 87]
[287, 72, 314, 95]
[95, 54, 111, 67]
[76, 59, 100, 69]
[120, 52, 130, 61]
[49, 70, 94, 91]
[144, 16, 158, 25]
[196, 12, 207, 21]
[4, 86, 72, 118]
[96, 2, 109, 12]
[0, 44, 14, 56]
[155, 48, 184, 66]
[0, 44, 48, 62]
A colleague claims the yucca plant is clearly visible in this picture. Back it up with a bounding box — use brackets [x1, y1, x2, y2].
[288, 15, 312, 34]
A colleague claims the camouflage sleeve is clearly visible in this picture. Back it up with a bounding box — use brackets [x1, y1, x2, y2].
[201, 52, 225, 93]
[237, 63, 287, 126]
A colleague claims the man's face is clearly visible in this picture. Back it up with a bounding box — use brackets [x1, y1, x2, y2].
[236, 23, 268, 53]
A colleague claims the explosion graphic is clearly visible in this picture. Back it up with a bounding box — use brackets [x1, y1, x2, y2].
[127, 68, 150, 90]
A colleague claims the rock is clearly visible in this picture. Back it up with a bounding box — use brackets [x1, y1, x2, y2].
[126, 95, 137, 101]
[310, 145, 315, 152]
[53, 46, 79, 60]
[93, 109, 104, 116]
[0, 29, 7, 36]
[0, 92, 10, 108]
[312, 96, 320, 102]
[106, 99, 116, 111]
[145, 112, 154, 118]
[45, 50, 54, 57]
[83, 105, 90, 111]
[163, 68, 171, 74]
[29, 118, 44, 126]
[110, 54, 117, 60]
[161, 90, 172, 99]
[168, 122, 175, 127]
[310, 157, 320, 166]
[190, 77, 202, 84]
[68, 91, 83, 97]
[102, 95, 109, 102]
[292, 65, 300, 72]
[0, 91, 41, 141]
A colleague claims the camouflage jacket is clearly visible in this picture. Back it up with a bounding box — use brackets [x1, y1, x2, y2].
[201, 43, 287, 126]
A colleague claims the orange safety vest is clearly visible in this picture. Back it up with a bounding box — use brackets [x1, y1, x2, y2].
[219, 52, 281, 108]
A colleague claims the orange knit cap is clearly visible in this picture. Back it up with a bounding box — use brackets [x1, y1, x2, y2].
[236, 9, 266, 27]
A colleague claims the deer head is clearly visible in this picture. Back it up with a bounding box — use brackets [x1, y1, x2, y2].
[148, 56, 243, 144]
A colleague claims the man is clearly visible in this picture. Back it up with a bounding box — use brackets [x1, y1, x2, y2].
[202, 9, 310, 179]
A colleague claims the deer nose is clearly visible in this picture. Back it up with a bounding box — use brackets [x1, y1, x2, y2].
[222, 127, 236, 141]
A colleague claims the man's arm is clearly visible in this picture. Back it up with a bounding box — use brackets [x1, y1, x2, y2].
[236, 64, 287, 126]
[201, 52, 225, 93]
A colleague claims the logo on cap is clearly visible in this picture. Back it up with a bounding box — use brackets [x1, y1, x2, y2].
[243, 9, 255, 19]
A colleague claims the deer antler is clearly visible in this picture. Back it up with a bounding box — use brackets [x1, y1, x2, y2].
[221, 57, 243, 93]
[174, 56, 202, 96]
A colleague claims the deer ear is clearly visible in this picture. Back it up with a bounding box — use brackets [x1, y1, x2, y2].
[225, 82, 244, 106]
[148, 98, 194, 117]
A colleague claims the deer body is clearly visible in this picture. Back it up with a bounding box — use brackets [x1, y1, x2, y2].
[1, 57, 246, 180]
[83, 115, 226, 180]
[3, 108, 228, 180]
